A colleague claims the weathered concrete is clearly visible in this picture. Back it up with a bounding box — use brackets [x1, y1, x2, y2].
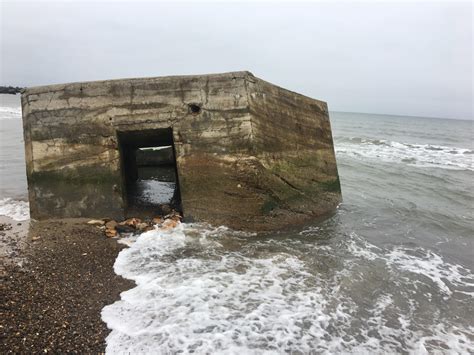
[21, 71, 341, 231]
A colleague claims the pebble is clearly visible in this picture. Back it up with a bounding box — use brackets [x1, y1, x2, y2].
[89, 211, 182, 238]
[2, 219, 133, 352]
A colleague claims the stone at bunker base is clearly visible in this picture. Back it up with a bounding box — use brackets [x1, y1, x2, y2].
[88, 210, 182, 238]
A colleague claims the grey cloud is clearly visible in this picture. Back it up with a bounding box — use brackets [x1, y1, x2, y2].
[1, 1, 472, 119]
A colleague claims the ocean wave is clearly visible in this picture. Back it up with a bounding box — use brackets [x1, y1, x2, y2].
[345, 234, 474, 298]
[102, 224, 474, 354]
[0, 198, 30, 221]
[0, 106, 22, 119]
[335, 137, 473, 171]
[386, 247, 474, 298]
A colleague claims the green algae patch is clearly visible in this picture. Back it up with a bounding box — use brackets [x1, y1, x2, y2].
[29, 166, 121, 185]
[319, 178, 341, 192]
[261, 198, 279, 214]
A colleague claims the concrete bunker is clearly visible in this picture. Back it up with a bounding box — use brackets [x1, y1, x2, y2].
[117, 128, 181, 217]
[21, 71, 341, 231]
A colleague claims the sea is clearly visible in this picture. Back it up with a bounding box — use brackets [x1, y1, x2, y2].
[1, 93, 473, 354]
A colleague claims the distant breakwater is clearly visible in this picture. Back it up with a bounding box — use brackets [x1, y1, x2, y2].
[0, 86, 24, 95]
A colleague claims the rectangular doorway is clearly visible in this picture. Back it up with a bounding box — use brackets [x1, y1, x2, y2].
[117, 128, 182, 217]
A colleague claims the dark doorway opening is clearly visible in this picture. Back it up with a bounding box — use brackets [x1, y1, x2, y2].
[117, 128, 182, 217]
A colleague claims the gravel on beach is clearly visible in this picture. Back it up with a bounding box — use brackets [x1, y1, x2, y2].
[1, 217, 134, 353]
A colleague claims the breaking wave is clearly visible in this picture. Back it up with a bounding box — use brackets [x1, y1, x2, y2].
[102, 224, 474, 354]
[335, 137, 473, 171]
[0, 198, 30, 221]
[0, 106, 21, 120]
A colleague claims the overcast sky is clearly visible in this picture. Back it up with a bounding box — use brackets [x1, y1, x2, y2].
[1, 1, 472, 119]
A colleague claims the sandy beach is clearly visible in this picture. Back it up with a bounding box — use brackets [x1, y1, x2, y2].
[1, 217, 133, 353]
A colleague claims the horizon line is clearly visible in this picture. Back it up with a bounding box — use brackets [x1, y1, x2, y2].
[0, 92, 471, 122]
[330, 110, 472, 122]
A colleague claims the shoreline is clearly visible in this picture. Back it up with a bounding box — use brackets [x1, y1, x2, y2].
[1, 216, 133, 353]
[0, 216, 29, 275]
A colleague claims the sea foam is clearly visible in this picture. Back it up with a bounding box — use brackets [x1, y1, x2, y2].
[102, 224, 474, 354]
[336, 137, 473, 171]
[0, 106, 22, 120]
[0, 198, 30, 221]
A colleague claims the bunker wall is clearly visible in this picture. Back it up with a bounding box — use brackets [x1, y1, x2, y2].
[245, 77, 341, 218]
[22, 72, 253, 220]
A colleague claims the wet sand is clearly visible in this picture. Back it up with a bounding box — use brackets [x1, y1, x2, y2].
[0, 216, 29, 274]
[0, 217, 133, 353]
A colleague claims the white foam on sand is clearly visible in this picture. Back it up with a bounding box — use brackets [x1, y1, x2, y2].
[335, 137, 473, 171]
[102, 224, 474, 354]
[102, 224, 345, 353]
[0, 198, 30, 221]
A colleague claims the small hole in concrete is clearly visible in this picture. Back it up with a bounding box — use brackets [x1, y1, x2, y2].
[189, 104, 201, 114]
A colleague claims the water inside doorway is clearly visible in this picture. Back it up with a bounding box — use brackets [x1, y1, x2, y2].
[118, 129, 181, 217]
[131, 147, 176, 206]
